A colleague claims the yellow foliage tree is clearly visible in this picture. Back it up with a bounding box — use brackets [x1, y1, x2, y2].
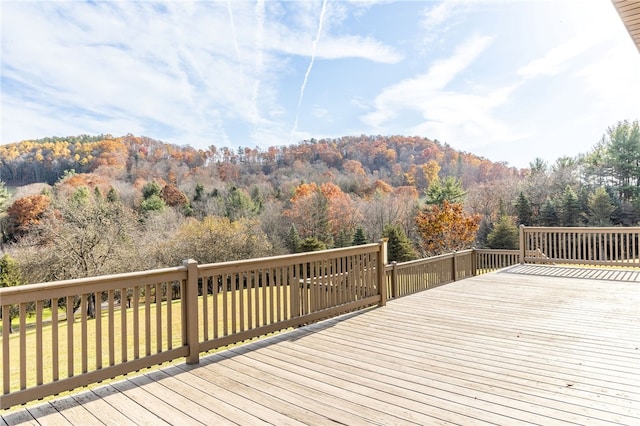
[415, 200, 480, 256]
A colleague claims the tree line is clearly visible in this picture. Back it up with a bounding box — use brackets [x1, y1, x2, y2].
[0, 120, 638, 294]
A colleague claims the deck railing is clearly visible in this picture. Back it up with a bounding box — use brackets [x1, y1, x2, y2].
[3, 225, 638, 408]
[520, 226, 640, 267]
[1, 242, 386, 409]
[384, 248, 519, 299]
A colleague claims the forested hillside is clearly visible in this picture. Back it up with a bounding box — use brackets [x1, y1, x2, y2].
[0, 133, 517, 188]
[0, 120, 638, 285]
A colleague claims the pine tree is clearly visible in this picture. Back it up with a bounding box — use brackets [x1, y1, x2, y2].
[514, 192, 533, 225]
[425, 177, 466, 205]
[486, 216, 519, 249]
[299, 237, 327, 252]
[285, 225, 301, 253]
[587, 187, 615, 226]
[334, 229, 352, 248]
[193, 183, 205, 202]
[382, 224, 417, 262]
[106, 187, 119, 203]
[539, 200, 558, 226]
[561, 186, 581, 226]
[352, 227, 367, 245]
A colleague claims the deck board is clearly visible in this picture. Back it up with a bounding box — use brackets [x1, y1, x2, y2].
[2, 265, 639, 425]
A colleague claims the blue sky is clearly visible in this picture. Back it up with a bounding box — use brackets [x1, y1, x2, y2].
[1, 0, 638, 168]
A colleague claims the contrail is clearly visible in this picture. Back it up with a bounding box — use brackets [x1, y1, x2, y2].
[290, 0, 327, 142]
[227, 0, 245, 89]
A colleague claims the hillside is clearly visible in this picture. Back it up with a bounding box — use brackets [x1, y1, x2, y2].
[0, 134, 519, 189]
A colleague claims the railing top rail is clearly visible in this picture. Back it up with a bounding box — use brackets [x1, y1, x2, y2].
[198, 243, 381, 272]
[521, 226, 640, 232]
[474, 248, 519, 254]
[0, 266, 187, 301]
[384, 249, 474, 271]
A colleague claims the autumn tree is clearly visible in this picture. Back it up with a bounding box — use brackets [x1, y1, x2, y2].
[5, 194, 51, 239]
[154, 216, 272, 265]
[10, 188, 140, 317]
[415, 200, 480, 256]
[283, 183, 332, 246]
[320, 182, 362, 240]
[29, 188, 139, 275]
[161, 183, 188, 207]
[358, 187, 419, 246]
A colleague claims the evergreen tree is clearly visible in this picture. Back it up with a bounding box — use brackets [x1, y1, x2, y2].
[285, 225, 301, 253]
[605, 120, 640, 203]
[299, 237, 327, 252]
[486, 216, 519, 249]
[425, 176, 466, 205]
[587, 187, 615, 226]
[475, 218, 493, 248]
[539, 200, 558, 226]
[382, 224, 417, 262]
[561, 186, 581, 226]
[224, 186, 259, 221]
[352, 227, 368, 245]
[250, 186, 264, 213]
[334, 229, 352, 248]
[106, 187, 119, 203]
[142, 181, 162, 199]
[311, 192, 333, 247]
[140, 194, 166, 212]
[193, 183, 205, 202]
[514, 192, 533, 225]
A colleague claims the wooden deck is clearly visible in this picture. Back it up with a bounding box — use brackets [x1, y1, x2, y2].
[2, 265, 639, 425]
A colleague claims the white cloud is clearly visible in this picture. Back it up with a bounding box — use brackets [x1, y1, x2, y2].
[422, 0, 457, 30]
[362, 34, 494, 128]
[517, 34, 600, 79]
[269, 31, 403, 63]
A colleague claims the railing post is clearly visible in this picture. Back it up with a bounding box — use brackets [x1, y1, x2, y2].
[471, 247, 477, 276]
[183, 259, 200, 365]
[452, 251, 457, 282]
[378, 239, 388, 307]
[519, 225, 525, 264]
[391, 261, 398, 299]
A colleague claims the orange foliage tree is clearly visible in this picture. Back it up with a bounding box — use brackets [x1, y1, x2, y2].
[284, 182, 362, 244]
[415, 200, 480, 256]
[6, 194, 51, 238]
[161, 184, 188, 207]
